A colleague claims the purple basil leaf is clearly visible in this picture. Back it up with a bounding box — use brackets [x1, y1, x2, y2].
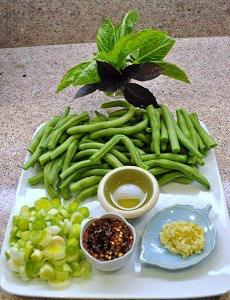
[74, 84, 98, 98]
[121, 64, 143, 82]
[96, 61, 124, 92]
[95, 80, 120, 92]
[96, 61, 121, 81]
[132, 62, 165, 81]
[123, 83, 160, 108]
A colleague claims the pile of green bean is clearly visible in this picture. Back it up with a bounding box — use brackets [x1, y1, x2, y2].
[24, 100, 217, 201]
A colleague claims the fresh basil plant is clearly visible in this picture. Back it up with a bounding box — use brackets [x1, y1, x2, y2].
[56, 9, 190, 108]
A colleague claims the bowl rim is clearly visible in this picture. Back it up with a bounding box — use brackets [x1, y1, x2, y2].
[97, 166, 159, 218]
[80, 212, 136, 265]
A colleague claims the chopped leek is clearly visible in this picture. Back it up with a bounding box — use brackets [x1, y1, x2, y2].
[6, 196, 91, 287]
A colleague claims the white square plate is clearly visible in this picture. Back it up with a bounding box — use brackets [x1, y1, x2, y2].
[0, 130, 230, 299]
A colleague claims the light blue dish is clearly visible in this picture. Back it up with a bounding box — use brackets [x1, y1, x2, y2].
[140, 204, 216, 270]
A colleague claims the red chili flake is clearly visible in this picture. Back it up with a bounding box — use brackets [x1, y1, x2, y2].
[82, 218, 134, 261]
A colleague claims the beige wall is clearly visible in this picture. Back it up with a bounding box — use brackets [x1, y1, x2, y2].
[1, 0, 230, 48]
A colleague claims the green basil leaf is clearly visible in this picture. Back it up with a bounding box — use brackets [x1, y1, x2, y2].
[56, 62, 91, 93]
[96, 17, 116, 53]
[155, 61, 191, 84]
[98, 29, 167, 70]
[136, 36, 176, 62]
[115, 9, 139, 40]
[73, 60, 101, 86]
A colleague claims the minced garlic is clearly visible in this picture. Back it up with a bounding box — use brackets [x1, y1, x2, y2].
[159, 220, 205, 258]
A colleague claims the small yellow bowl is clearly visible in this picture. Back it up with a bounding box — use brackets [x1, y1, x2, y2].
[97, 166, 159, 219]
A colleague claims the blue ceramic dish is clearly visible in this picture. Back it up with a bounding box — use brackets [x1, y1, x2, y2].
[140, 204, 216, 270]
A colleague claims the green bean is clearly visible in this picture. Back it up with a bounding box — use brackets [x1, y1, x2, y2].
[160, 105, 180, 153]
[132, 132, 151, 145]
[23, 126, 54, 170]
[70, 175, 102, 193]
[94, 110, 107, 121]
[141, 153, 187, 163]
[44, 161, 59, 198]
[60, 160, 96, 180]
[28, 173, 44, 185]
[186, 155, 205, 166]
[54, 114, 75, 131]
[58, 163, 109, 191]
[74, 148, 123, 169]
[180, 109, 198, 150]
[58, 139, 79, 199]
[88, 117, 101, 124]
[160, 142, 168, 152]
[130, 139, 144, 148]
[39, 130, 54, 151]
[74, 149, 98, 160]
[108, 108, 128, 117]
[186, 156, 197, 165]
[147, 105, 161, 155]
[135, 147, 146, 155]
[89, 113, 149, 139]
[160, 116, 169, 144]
[61, 140, 79, 172]
[48, 112, 89, 149]
[49, 135, 81, 160]
[148, 167, 171, 176]
[157, 171, 189, 186]
[81, 169, 111, 178]
[145, 159, 210, 189]
[90, 134, 148, 170]
[103, 153, 124, 168]
[195, 157, 205, 166]
[101, 100, 130, 109]
[173, 177, 192, 184]
[58, 132, 69, 144]
[39, 150, 53, 165]
[48, 153, 66, 185]
[190, 112, 199, 122]
[75, 184, 99, 202]
[28, 116, 60, 153]
[78, 142, 130, 164]
[67, 105, 135, 134]
[190, 115, 217, 149]
[176, 109, 191, 139]
[108, 116, 141, 124]
[196, 132, 208, 154]
[54, 107, 70, 128]
[170, 112, 203, 159]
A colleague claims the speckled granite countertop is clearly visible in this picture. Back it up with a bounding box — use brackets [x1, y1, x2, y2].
[0, 36, 229, 300]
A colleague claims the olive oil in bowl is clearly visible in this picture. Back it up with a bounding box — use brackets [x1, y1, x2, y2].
[110, 183, 147, 210]
[104, 168, 153, 211]
[97, 166, 159, 219]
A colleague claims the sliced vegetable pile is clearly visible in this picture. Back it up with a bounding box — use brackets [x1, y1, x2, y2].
[23, 100, 217, 200]
[5, 197, 91, 287]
